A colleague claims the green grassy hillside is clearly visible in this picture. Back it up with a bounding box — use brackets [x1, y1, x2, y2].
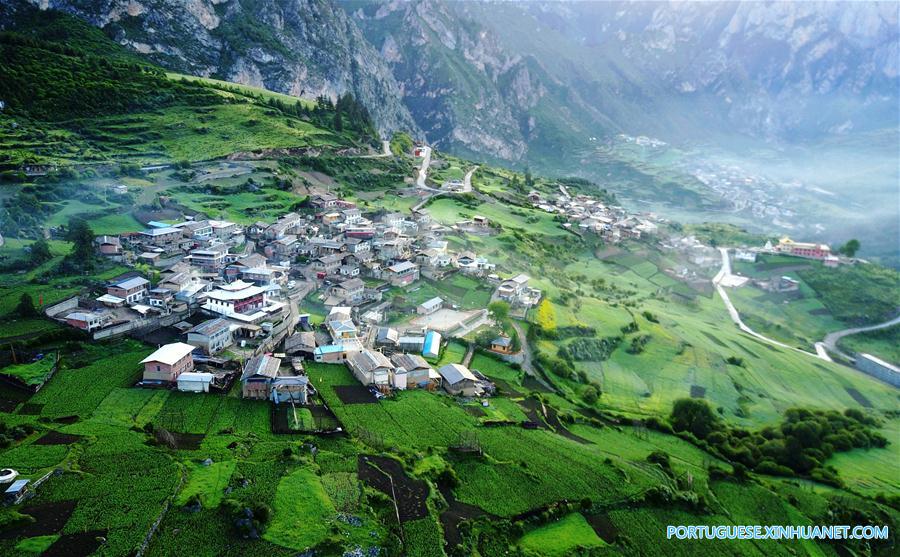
[0, 5, 373, 169]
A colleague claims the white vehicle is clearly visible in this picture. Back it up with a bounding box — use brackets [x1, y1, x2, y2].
[287, 280, 296, 289]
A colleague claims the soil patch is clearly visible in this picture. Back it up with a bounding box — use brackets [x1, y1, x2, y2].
[309, 405, 342, 431]
[0, 399, 18, 413]
[42, 530, 108, 557]
[134, 326, 182, 346]
[0, 385, 30, 413]
[489, 378, 523, 398]
[438, 481, 490, 547]
[517, 398, 548, 429]
[0, 500, 77, 539]
[34, 431, 83, 446]
[54, 415, 80, 424]
[545, 406, 592, 444]
[689, 385, 706, 398]
[845, 387, 872, 408]
[335, 385, 377, 404]
[133, 207, 182, 224]
[155, 430, 206, 450]
[172, 432, 205, 450]
[464, 406, 486, 417]
[586, 514, 619, 543]
[522, 376, 552, 393]
[358, 455, 428, 522]
[18, 402, 44, 415]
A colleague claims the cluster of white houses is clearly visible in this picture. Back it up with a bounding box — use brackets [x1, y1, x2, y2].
[73, 189, 533, 403]
[59, 183, 546, 344]
[140, 300, 486, 400]
[528, 188, 658, 243]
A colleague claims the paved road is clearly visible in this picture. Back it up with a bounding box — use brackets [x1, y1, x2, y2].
[461, 166, 477, 192]
[415, 146, 443, 192]
[820, 314, 900, 362]
[356, 139, 392, 159]
[461, 342, 475, 367]
[713, 248, 823, 360]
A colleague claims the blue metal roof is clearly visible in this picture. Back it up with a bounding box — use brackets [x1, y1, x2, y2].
[5, 479, 29, 493]
[314, 344, 345, 355]
[422, 331, 441, 356]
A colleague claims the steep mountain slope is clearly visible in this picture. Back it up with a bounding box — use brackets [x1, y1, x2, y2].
[347, 0, 898, 166]
[19, 0, 897, 167]
[478, 1, 899, 143]
[345, 0, 606, 164]
[24, 0, 420, 137]
[0, 2, 366, 170]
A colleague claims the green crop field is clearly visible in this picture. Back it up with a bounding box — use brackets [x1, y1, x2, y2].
[176, 460, 237, 508]
[434, 341, 468, 366]
[0, 358, 55, 387]
[518, 513, 606, 556]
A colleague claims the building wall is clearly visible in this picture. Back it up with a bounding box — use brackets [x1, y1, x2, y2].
[178, 379, 210, 393]
[445, 380, 478, 397]
[855, 357, 900, 388]
[242, 380, 270, 400]
[108, 285, 147, 304]
[406, 369, 429, 388]
[188, 329, 233, 354]
[143, 354, 194, 383]
[315, 350, 346, 364]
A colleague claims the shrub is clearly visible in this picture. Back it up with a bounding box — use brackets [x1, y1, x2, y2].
[582, 385, 599, 405]
[725, 356, 745, 367]
[646, 450, 672, 473]
[670, 398, 719, 440]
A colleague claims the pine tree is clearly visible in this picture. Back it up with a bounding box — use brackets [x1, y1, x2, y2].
[15, 293, 38, 317]
[30, 238, 52, 266]
[65, 217, 95, 266]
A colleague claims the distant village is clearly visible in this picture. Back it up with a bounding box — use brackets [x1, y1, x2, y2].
[526, 184, 660, 242]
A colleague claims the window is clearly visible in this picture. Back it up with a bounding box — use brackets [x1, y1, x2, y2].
[156, 365, 160, 371]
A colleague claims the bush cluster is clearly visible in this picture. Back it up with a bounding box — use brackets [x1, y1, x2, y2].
[669, 399, 887, 486]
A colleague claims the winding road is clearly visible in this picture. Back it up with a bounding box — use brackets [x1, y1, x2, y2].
[415, 145, 432, 189]
[460, 166, 477, 193]
[820, 315, 900, 362]
[715, 247, 900, 364]
[713, 248, 823, 360]
[357, 140, 392, 159]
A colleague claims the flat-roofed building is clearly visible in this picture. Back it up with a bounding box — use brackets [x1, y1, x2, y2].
[107, 276, 150, 304]
[186, 318, 233, 354]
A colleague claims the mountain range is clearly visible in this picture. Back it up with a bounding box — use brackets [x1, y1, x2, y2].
[17, 0, 898, 168]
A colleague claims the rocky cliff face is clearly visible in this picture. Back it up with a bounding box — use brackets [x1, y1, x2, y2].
[347, 0, 541, 161]
[28, 0, 420, 137]
[19, 0, 900, 163]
